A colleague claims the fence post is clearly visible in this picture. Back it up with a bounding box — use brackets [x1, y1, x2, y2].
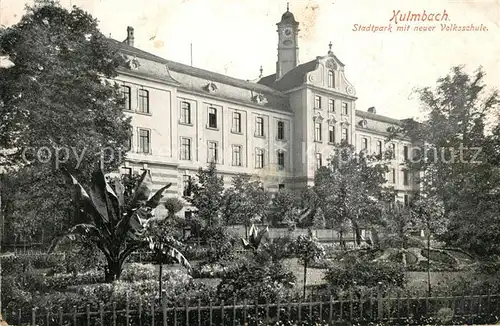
[151, 297, 155, 326]
[221, 300, 225, 325]
[31, 307, 36, 326]
[487, 290, 491, 314]
[329, 295, 333, 323]
[58, 306, 63, 326]
[73, 305, 77, 326]
[232, 297, 236, 326]
[185, 299, 189, 326]
[197, 299, 201, 326]
[288, 297, 292, 321]
[86, 304, 90, 326]
[139, 300, 143, 326]
[209, 300, 213, 325]
[349, 289, 353, 322]
[112, 302, 117, 326]
[99, 302, 104, 326]
[339, 293, 343, 321]
[243, 300, 247, 325]
[46, 306, 50, 326]
[162, 298, 167, 326]
[377, 287, 383, 321]
[265, 299, 270, 322]
[298, 298, 302, 322]
[277, 298, 281, 321]
[126, 292, 130, 326]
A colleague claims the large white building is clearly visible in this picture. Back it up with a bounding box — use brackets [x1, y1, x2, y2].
[110, 8, 417, 212]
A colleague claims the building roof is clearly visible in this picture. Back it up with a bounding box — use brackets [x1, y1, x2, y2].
[108, 39, 289, 106]
[356, 109, 404, 126]
[258, 59, 318, 91]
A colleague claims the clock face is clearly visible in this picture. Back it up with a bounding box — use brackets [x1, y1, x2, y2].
[282, 27, 293, 38]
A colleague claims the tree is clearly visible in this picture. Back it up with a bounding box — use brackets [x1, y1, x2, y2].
[223, 174, 270, 238]
[188, 162, 225, 233]
[0, 1, 131, 244]
[312, 144, 391, 248]
[411, 196, 447, 296]
[294, 230, 325, 299]
[50, 168, 190, 282]
[400, 66, 500, 257]
[269, 189, 301, 227]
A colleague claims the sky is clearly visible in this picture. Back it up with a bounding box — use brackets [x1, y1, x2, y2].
[0, 0, 499, 120]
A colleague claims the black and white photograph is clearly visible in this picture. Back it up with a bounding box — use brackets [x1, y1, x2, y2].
[0, 0, 499, 325]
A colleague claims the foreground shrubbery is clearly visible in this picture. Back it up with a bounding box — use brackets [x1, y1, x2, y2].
[323, 253, 407, 295]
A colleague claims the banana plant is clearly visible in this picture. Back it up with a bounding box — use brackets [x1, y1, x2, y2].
[50, 167, 191, 282]
[240, 224, 269, 251]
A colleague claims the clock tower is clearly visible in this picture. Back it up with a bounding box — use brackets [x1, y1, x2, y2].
[276, 4, 299, 80]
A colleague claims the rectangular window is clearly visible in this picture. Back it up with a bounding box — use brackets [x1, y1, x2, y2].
[180, 137, 191, 160]
[315, 153, 322, 170]
[328, 99, 334, 112]
[342, 102, 348, 115]
[377, 141, 383, 156]
[180, 101, 191, 124]
[315, 95, 322, 109]
[277, 121, 285, 140]
[183, 175, 192, 197]
[255, 148, 264, 169]
[362, 137, 368, 150]
[314, 121, 322, 142]
[278, 184, 285, 190]
[232, 145, 242, 166]
[403, 170, 409, 185]
[341, 128, 348, 143]
[208, 141, 218, 163]
[126, 130, 133, 152]
[138, 89, 149, 113]
[391, 143, 396, 159]
[208, 107, 217, 128]
[328, 70, 335, 88]
[403, 145, 409, 160]
[256, 117, 264, 137]
[232, 112, 241, 133]
[328, 125, 335, 143]
[391, 168, 396, 184]
[138, 128, 150, 153]
[277, 151, 285, 169]
[121, 85, 131, 110]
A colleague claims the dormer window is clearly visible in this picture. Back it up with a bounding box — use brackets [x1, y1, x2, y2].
[328, 70, 335, 88]
[252, 94, 268, 104]
[204, 82, 218, 93]
[359, 119, 368, 128]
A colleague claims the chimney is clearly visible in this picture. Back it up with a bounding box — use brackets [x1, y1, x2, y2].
[367, 106, 376, 114]
[126, 26, 134, 47]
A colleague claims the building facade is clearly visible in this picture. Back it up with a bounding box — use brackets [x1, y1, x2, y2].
[110, 8, 418, 213]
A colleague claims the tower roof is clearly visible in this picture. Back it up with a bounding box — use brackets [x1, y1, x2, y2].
[279, 4, 298, 24]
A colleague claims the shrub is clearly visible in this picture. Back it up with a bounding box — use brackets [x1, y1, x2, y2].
[217, 254, 295, 303]
[324, 257, 406, 293]
[120, 263, 156, 282]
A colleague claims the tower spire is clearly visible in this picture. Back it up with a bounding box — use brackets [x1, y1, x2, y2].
[259, 65, 263, 78]
[328, 41, 332, 54]
[287, 2, 289, 11]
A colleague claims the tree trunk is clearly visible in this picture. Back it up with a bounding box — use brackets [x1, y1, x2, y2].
[245, 225, 248, 240]
[427, 233, 431, 296]
[158, 260, 163, 299]
[339, 230, 345, 250]
[303, 260, 307, 300]
[352, 221, 362, 246]
[105, 258, 122, 283]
